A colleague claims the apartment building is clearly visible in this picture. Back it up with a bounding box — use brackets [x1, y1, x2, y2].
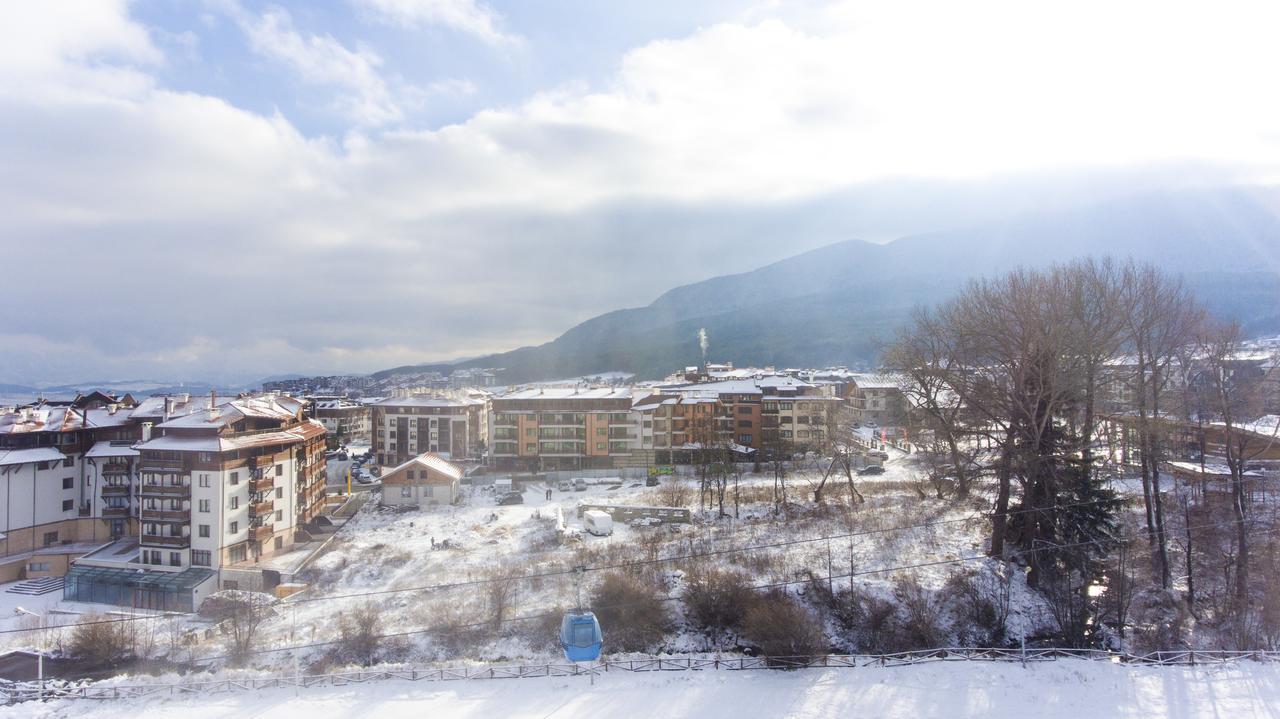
[0, 396, 145, 581]
[488, 388, 644, 471]
[308, 396, 371, 444]
[847, 373, 908, 426]
[658, 375, 843, 454]
[370, 394, 486, 466]
[132, 395, 326, 570]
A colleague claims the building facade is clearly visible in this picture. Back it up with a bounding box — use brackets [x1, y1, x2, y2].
[488, 388, 644, 471]
[370, 395, 486, 466]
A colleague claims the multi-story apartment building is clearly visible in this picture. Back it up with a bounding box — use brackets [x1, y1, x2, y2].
[489, 388, 644, 471]
[0, 397, 143, 581]
[131, 395, 326, 571]
[658, 375, 843, 454]
[370, 394, 486, 466]
[308, 396, 371, 445]
[848, 374, 908, 426]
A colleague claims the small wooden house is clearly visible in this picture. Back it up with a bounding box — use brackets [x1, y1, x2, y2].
[380, 453, 463, 508]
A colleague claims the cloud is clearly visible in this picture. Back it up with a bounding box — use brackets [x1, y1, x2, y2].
[4, 1, 1280, 384]
[218, 1, 407, 126]
[353, 0, 519, 45]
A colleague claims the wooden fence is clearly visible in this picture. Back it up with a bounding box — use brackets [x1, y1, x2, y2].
[5, 648, 1279, 704]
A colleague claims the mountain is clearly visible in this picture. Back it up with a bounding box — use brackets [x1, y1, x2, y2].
[376, 188, 1280, 383]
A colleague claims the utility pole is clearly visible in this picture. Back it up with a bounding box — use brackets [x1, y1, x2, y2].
[14, 607, 43, 701]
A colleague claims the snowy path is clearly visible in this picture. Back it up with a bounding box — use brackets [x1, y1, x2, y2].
[7, 660, 1280, 719]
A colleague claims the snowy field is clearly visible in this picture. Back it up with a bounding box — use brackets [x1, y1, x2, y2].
[6, 660, 1280, 719]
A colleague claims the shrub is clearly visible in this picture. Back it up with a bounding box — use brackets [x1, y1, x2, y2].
[891, 574, 946, 649]
[742, 591, 826, 658]
[826, 585, 897, 653]
[334, 602, 382, 666]
[200, 590, 277, 663]
[69, 614, 131, 668]
[590, 573, 672, 652]
[682, 567, 758, 639]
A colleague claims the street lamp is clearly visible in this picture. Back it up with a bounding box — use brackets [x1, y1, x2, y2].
[14, 607, 44, 701]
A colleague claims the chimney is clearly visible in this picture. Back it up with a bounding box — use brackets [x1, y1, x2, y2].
[140, 422, 153, 443]
[162, 397, 173, 423]
[209, 389, 217, 410]
[108, 403, 118, 415]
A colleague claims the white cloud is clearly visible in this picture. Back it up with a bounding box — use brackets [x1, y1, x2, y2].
[353, 0, 519, 45]
[5, 0, 1280, 382]
[220, 2, 406, 126]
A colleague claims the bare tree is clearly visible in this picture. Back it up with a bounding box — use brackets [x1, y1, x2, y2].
[200, 590, 277, 663]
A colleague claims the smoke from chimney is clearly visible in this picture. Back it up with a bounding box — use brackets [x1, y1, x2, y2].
[698, 328, 709, 371]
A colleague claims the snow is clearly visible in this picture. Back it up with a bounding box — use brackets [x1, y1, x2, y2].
[6, 660, 1279, 718]
[0, 447, 66, 467]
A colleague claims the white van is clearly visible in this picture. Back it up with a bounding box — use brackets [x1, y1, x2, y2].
[583, 510, 614, 537]
[494, 477, 513, 494]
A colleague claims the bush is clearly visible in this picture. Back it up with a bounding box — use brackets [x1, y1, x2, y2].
[825, 585, 897, 653]
[200, 590, 277, 663]
[891, 574, 946, 649]
[591, 573, 672, 652]
[741, 591, 826, 658]
[940, 569, 1010, 646]
[335, 602, 382, 666]
[683, 567, 758, 639]
[69, 614, 131, 668]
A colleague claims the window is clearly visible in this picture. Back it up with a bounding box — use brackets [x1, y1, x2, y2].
[738, 434, 753, 444]
[28, 562, 49, 572]
[229, 521, 239, 534]
[798, 430, 810, 439]
[199, 475, 210, 488]
[199, 524, 210, 538]
[596, 443, 606, 451]
[229, 544, 247, 563]
[737, 420, 752, 428]
[596, 427, 607, 436]
[42, 531, 58, 547]
[407, 469, 415, 480]
[401, 486, 412, 498]
[199, 499, 210, 513]
[192, 550, 211, 567]
[62, 477, 73, 489]
[275, 464, 283, 476]
[61, 499, 73, 511]
[780, 402, 793, 410]
[525, 427, 536, 437]
[737, 406, 752, 414]
[198, 452, 213, 462]
[276, 487, 283, 499]
[169, 552, 182, 567]
[276, 510, 282, 521]
[229, 471, 239, 485]
[424, 485, 434, 497]
[62, 456, 73, 467]
[781, 430, 793, 438]
[229, 496, 239, 510]
[526, 444, 536, 452]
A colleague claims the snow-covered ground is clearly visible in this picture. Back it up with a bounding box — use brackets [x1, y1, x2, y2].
[7, 660, 1279, 719]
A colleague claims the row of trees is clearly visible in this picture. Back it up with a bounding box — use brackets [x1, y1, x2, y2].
[885, 258, 1277, 643]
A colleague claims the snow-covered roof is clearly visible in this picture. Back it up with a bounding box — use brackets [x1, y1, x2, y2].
[0, 447, 67, 467]
[157, 396, 301, 429]
[138, 419, 325, 454]
[499, 387, 634, 400]
[386, 452, 463, 481]
[85, 441, 140, 459]
[371, 395, 484, 408]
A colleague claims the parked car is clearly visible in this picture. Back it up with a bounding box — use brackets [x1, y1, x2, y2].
[557, 479, 574, 491]
[370, 466, 382, 477]
[645, 476, 660, 487]
[337, 451, 349, 461]
[497, 491, 524, 506]
[865, 421, 879, 429]
[866, 450, 889, 461]
[354, 468, 375, 484]
[573, 478, 588, 492]
[857, 465, 885, 476]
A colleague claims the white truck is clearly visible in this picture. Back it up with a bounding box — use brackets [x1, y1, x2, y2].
[583, 510, 614, 537]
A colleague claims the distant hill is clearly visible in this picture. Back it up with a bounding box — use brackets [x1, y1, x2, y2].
[375, 188, 1280, 383]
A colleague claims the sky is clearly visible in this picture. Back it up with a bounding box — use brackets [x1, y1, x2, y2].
[4, 0, 1280, 386]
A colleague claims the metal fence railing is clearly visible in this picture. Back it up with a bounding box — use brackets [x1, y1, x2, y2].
[5, 648, 1279, 704]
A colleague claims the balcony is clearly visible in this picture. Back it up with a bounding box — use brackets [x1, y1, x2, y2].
[139, 483, 190, 498]
[102, 506, 130, 519]
[141, 533, 190, 548]
[102, 484, 130, 497]
[249, 475, 274, 494]
[249, 524, 274, 543]
[249, 499, 275, 517]
[141, 507, 188, 522]
[141, 457, 187, 471]
[102, 461, 131, 474]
